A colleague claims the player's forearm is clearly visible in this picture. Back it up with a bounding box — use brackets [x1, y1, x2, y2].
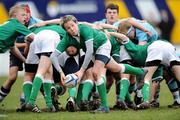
[10, 46, 26, 62]
[128, 18, 148, 32]
[81, 40, 93, 70]
[109, 32, 130, 44]
[32, 19, 61, 27]
[50, 50, 63, 73]
[45, 19, 61, 25]
[98, 23, 118, 30]
[15, 43, 26, 48]
[23, 42, 30, 57]
[25, 33, 35, 42]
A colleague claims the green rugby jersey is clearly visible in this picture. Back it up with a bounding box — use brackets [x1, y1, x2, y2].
[30, 25, 66, 38]
[78, 24, 108, 52]
[124, 40, 152, 66]
[56, 24, 108, 53]
[56, 33, 80, 53]
[0, 19, 32, 53]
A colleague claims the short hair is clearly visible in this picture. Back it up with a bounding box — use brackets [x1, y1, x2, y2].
[118, 21, 132, 35]
[105, 3, 119, 13]
[9, 4, 25, 18]
[20, 4, 31, 14]
[60, 15, 77, 29]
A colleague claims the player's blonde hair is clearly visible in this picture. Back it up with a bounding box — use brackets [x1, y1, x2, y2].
[118, 21, 132, 35]
[60, 15, 78, 29]
[9, 4, 25, 18]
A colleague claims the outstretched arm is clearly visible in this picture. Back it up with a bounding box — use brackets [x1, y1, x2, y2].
[108, 31, 129, 44]
[97, 23, 118, 30]
[79, 22, 117, 30]
[109, 31, 142, 52]
[125, 18, 152, 37]
[32, 19, 61, 27]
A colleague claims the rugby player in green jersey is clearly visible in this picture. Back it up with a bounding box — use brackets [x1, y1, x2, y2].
[23, 25, 66, 112]
[50, 15, 147, 113]
[108, 30, 180, 109]
[0, 4, 34, 102]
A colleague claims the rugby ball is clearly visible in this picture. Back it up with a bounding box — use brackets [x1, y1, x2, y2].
[65, 74, 79, 88]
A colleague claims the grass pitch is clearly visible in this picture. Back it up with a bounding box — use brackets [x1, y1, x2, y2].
[0, 76, 180, 120]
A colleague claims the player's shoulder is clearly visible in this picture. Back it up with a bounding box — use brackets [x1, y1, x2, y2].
[93, 19, 107, 24]
[8, 18, 19, 23]
[78, 24, 92, 32]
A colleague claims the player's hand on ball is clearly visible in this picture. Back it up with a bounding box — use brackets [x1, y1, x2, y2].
[60, 72, 66, 85]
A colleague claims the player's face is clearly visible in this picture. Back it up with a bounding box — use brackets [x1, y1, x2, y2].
[105, 9, 119, 25]
[64, 20, 79, 36]
[25, 12, 31, 23]
[66, 46, 78, 56]
[15, 9, 28, 25]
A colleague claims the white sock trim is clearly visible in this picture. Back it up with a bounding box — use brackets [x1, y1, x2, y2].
[119, 64, 125, 73]
[23, 81, 32, 85]
[43, 80, 53, 83]
[144, 80, 150, 85]
[35, 74, 43, 80]
[95, 78, 104, 86]
[83, 79, 94, 85]
[80, 81, 85, 84]
[121, 78, 130, 84]
[101, 75, 106, 82]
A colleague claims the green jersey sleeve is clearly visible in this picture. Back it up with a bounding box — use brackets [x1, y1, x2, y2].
[56, 33, 80, 53]
[79, 24, 94, 42]
[124, 40, 150, 66]
[14, 19, 33, 37]
[56, 35, 68, 53]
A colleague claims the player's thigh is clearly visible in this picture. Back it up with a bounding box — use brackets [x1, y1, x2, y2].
[105, 58, 121, 73]
[37, 56, 52, 75]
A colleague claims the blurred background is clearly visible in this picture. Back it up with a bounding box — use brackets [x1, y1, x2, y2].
[0, 0, 180, 75]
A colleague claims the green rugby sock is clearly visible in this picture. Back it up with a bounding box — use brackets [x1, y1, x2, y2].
[23, 81, 32, 103]
[119, 78, 130, 101]
[43, 81, 53, 108]
[123, 64, 144, 75]
[76, 83, 84, 106]
[82, 80, 93, 101]
[68, 87, 77, 98]
[96, 77, 108, 107]
[142, 82, 150, 102]
[29, 75, 43, 106]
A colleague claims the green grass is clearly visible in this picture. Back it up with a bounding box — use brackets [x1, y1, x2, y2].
[0, 76, 180, 120]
